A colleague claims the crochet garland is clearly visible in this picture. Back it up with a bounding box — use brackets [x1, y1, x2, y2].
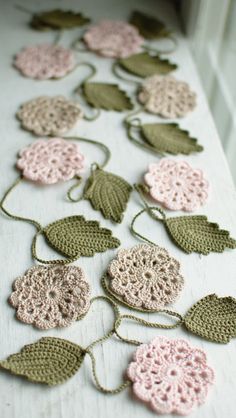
[1, 5, 235, 416]
[0, 294, 222, 416]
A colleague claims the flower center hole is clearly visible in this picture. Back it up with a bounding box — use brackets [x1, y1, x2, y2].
[48, 290, 57, 299]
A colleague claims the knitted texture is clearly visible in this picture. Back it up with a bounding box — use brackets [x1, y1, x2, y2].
[0, 337, 85, 385]
[14, 44, 75, 80]
[144, 159, 209, 211]
[17, 138, 84, 184]
[140, 123, 203, 155]
[17, 96, 83, 136]
[119, 52, 177, 78]
[83, 167, 132, 223]
[127, 336, 214, 415]
[164, 215, 236, 254]
[9, 265, 91, 329]
[184, 294, 236, 343]
[138, 75, 196, 118]
[30, 9, 90, 30]
[83, 20, 144, 58]
[107, 244, 184, 310]
[43, 215, 120, 259]
[83, 83, 133, 111]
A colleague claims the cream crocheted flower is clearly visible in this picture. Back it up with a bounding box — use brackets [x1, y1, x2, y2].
[17, 138, 84, 185]
[9, 265, 91, 329]
[108, 244, 184, 310]
[14, 44, 75, 80]
[83, 20, 144, 58]
[144, 159, 209, 211]
[17, 96, 83, 136]
[127, 336, 214, 415]
[138, 75, 197, 118]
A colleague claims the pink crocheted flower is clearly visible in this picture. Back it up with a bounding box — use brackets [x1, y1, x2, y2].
[83, 20, 144, 58]
[144, 159, 209, 211]
[127, 336, 214, 415]
[9, 265, 91, 329]
[14, 44, 75, 80]
[17, 137, 84, 185]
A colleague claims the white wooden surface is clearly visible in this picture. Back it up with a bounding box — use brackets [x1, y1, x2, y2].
[1, 1, 236, 418]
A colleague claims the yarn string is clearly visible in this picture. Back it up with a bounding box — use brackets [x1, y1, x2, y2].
[73, 62, 101, 120]
[65, 136, 111, 202]
[0, 175, 42, 231]
[112, 61, 139, 85]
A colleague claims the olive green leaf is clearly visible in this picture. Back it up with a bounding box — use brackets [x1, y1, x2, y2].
[83, 167, 132, 223]
[184, 294, 236, 343]
[119, 52, 177, 78]
[0, 337, 85, 385]
[164, 215, 236, 254]
[129, 10, 170, 39]
[30, 9, 90, 30]
[83, 82, 133, 111]
[141, 123, 203, 155]
[44, 215, 120, 258]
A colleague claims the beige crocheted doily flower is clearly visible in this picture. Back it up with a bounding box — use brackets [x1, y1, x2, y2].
[108, 244, 184, 310]
[9, 265, 91, 329]
[138, 75, 197, 118]
[17, 96, 83, 136]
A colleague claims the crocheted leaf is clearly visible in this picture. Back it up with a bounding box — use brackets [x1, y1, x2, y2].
[165, 215, 236, 254]
[129, 10, 170, 39]
[83, 83, 133, 111]
[83, 168, 132, 223]
[184, 294, 236, 343]
[44, 215, 120, 258]
[0, 337, 85, 385]
[119, 53, 177, 78]
[141, 123, 203, 155]
[31, 9, 90, 30]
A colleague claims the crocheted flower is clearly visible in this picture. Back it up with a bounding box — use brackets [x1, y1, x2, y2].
[17, 96, 83, 136]
[138, 75, 197, 118]
[108, 244, 184, 310]
[83, 20, 144, 58]
[17, 137, 85, 185]
[144, 159, 209, 211]
[14, 44, 75, 80]
[9, 265, 91, 329]
[127, 336, 214, 415]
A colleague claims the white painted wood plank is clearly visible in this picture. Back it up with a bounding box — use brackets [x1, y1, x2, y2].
[0, 1, 236, 418]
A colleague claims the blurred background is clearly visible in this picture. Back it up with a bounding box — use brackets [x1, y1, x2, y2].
[178, 0, 236, 184]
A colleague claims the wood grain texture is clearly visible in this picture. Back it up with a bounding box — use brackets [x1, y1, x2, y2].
[0, 0, 236, 417]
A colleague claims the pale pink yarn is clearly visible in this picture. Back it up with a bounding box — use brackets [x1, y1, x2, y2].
[83, 20, 144, 58]
[127, 336, 214, 415]
[17, 137, 84, 185]
[138, 75, 197, 118]
[9, 265, 91, 330]
[144, 159, 209, 211]
[14, 44, 75, 80]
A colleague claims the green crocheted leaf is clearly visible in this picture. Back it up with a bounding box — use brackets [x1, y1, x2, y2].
[141, 123, 203, 155]
[119, 53, 177, 78]
[184, 294, 236, 343]
[30, 9, 90, 30]
[0, 337, 85, 385]
[83, 82, 133, 111]
[129, 10, 170, 39]
[165, 215, 236, 254]
[44, 215, 120, 258]
[83, 168, 132, 223]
